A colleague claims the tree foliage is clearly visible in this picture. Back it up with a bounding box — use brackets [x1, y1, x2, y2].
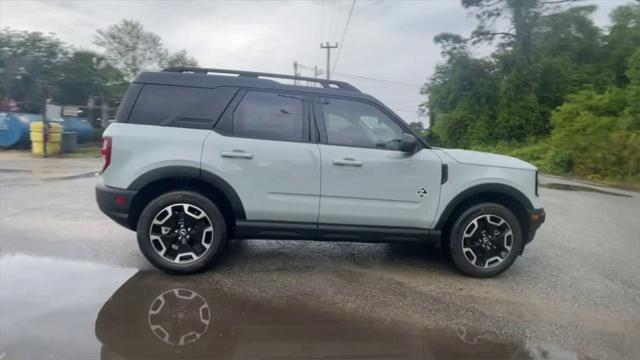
[166, 49, 199, 68]
[0, 19, 200, 112]
[93, 20, 199, 80]
[424, 2, 640, 181]
[93, 20, 168, 81]
[55, 51, 128, 105]
[0, 28, 68, 108]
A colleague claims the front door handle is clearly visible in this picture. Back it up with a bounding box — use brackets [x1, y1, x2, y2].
[221, 150, 254, 159]
[332, 158, 362, 167]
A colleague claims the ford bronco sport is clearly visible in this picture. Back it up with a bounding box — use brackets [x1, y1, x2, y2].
[96, 67, 545, 277]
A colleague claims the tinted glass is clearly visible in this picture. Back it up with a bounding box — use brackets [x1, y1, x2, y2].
[128, 85, 236, 128]
[322, 98, 404, 150]
[115, 83, 142, 123]
[233, 92, 305, 141]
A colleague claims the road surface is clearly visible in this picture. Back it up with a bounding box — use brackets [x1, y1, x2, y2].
[1, 151, 638, 359]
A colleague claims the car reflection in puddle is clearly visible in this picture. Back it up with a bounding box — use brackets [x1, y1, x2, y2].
[0, 253, 563, 360]
[96, 271, 532, 359]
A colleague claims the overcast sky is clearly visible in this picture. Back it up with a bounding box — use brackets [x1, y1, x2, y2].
[0, 0, 632, 125]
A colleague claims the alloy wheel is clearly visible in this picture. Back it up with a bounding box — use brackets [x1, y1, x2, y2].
[149, 203, 214, 264]
[461, 214, 513, 268]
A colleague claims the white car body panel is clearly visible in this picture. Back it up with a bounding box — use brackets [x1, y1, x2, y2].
[437, 148, 537, 171]
[201, 132, 321, 223]
[102, 124, 207, 189]
[101, 126, 541, 231]
[318, 145, 442, 228]
[432, 149, 542, 224]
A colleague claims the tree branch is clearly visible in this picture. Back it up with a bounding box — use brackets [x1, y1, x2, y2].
[484, 0, 506, 7]
[470, 31, 517, 40]
[539, 0, 577, 4]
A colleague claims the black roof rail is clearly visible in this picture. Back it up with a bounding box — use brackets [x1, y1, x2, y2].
[162, 67, 360, 92]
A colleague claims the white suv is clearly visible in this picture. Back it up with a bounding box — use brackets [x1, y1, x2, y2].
[96, 67, 545, 277]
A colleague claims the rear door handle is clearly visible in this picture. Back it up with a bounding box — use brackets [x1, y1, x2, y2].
[221, 150, 254, 159]
[332, 158, 362, 167]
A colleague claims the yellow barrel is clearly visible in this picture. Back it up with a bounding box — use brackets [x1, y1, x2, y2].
[30, 122, 62, 156]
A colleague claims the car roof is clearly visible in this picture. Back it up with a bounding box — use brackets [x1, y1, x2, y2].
[134, 67, 378, 102]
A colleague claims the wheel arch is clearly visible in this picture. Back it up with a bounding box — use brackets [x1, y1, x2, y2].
[127, 166, 246, 232]
[435, 184, 533, 251]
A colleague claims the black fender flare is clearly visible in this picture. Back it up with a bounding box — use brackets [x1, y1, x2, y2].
[128, 166, 246, 220]
[434, 183, 534, 230]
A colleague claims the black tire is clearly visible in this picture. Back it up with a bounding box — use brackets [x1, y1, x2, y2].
[137, 190, 227, 275]
[449, 203, 523, 278]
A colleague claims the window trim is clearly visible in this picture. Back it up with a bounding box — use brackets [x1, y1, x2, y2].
[213, 88, 312, 144]
[313, 95, 422, 151]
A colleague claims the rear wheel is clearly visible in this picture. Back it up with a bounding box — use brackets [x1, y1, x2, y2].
[137, 191, 227, 274]
[449, 203, 523, 278]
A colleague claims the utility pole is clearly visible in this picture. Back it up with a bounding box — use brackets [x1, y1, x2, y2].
[41, 81, 49, 158]
[314, 65, 323, 79]
[293, 61, 301, 85]
[320, 42, 338, 80]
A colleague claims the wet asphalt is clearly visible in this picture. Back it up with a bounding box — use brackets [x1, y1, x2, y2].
[0, 151, 639, 359]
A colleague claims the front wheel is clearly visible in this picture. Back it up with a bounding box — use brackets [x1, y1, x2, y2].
[449, 203, 523, 278]
[137, 191, 227, 274]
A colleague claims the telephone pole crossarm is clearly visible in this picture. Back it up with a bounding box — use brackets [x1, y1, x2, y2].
[320, 42, 339, 80]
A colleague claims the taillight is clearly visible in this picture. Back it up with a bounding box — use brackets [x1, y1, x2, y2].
[101, 136, 112, 174]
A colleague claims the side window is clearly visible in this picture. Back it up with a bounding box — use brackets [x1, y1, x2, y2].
[321, 98, 404, 150]
[232, 91, 305, 142]
[128, 85, 236, 129]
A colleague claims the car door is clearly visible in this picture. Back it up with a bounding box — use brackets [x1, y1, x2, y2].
[201, 90, 320, 224]
[315, 96, 442, 229]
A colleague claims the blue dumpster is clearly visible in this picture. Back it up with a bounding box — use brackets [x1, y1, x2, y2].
[61, 117, 94, 143]
[0, 112, 42, 148]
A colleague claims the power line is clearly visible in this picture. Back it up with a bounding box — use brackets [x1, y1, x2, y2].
[318, 1, 325, 67]
[333, 71, 423, 87]
[329, 0, 339, 41]
[332, 0, 357, 74]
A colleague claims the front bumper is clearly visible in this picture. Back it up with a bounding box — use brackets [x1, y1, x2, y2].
[526, 208, 546, 244]
[95, 184, 137, 230]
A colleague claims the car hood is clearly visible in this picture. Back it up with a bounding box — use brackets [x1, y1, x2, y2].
[437, 148, 536, 171]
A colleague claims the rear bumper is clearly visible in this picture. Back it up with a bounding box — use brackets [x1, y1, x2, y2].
[95, 184, 137, 230]
[526, 208, 545, 244]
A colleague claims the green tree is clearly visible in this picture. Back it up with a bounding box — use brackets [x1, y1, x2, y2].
[94, 20, 168, 80]
[0, 28, 68, 110]
[165, 49, 199, 68]
[605, 4, 640, 85]
[425, 0, 605, 145]
[623, 48, 640, 127]
[422, 51, 499, 147]
[55, 50, 128, 105]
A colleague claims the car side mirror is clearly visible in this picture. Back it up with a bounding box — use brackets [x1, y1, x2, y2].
[399, 133, 419, 153]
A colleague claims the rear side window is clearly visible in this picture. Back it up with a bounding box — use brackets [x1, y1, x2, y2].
[128, 85, 237, 129]
[115, 83, 142, 122]
[232, 91, 306, 142]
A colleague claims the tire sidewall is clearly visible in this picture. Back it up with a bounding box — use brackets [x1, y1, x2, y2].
[449, 203, 523, 278]
[137, 191, 227, 274]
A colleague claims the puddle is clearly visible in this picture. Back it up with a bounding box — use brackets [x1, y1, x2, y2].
[0, 253, 573, 360]
[540, 183, 631, 197]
